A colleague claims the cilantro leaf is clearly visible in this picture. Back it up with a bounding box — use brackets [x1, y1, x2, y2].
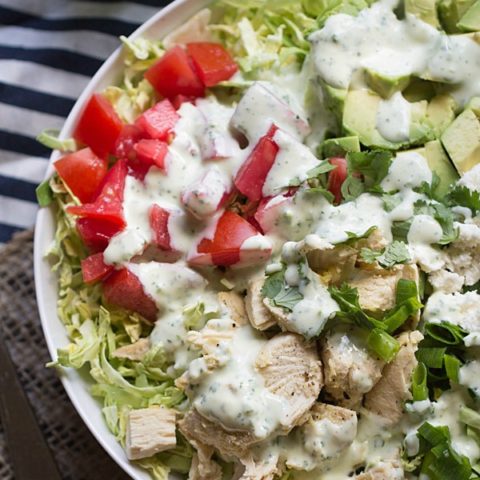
[337, 226, 377, 246]
[382, 193, 402, 212]
[414, 200, 458, 245]
[289, 160, 335, 187]
[360, 241, 410, 268]
[446, 185, 480, 215]
[360, 247, 381, 264]
[415, 172, 441, 201]
[261, 270, 284, 299]
[261, 268, 303, 312]
[391, 219, 412, 242]
[304, 186, 335, 202]
[347, 150, 393, 189]
[379, 241, 411, 268]
[273, 287, 303, 310]
[340, 175, 365, 201]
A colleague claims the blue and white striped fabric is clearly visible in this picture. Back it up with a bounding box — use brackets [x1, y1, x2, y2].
[0, 0, 170, 246]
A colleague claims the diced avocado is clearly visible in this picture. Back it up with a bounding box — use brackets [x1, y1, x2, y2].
[466, 96, 480, 116]
[426, 94, 457, 138]
[424, 140, 459, 195]
[457, 0, 480, 30]
[438, 0, 476, 32]
[321, 136, 361, 158]
[342, 89, 431, 150]
[405, 0, 440, 27]
[320, 80, 347, 128]
[441, 109, 480, 174]
[402, 78, 436, 102]
[365, 69, 411, 99]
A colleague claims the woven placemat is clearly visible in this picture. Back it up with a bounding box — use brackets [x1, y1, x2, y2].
[0, 230, 130, 480]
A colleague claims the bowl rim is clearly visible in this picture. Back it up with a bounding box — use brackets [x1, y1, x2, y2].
[33, 1, 210, 478]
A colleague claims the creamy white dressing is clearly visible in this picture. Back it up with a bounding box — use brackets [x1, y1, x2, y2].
[376, 92, 412, 143]
[381, 151, 432, 192]
[459, 361, 480, 396]
[423, 291, 480, 333]
[429, 389, 480, 462]
[310, 2, 480, 105]
[315, 193, 392, 244]
[407, 215, 446, 272]
[230, 82, 310, 146]
[190, 325, 290, 439]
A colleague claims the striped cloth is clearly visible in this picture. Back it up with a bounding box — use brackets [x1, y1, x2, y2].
[0, 0, 171, 246]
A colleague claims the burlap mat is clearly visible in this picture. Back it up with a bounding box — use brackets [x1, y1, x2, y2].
[0, 230, 130, 480]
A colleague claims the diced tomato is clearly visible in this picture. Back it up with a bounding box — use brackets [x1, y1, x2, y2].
[76, 218, 122, 253]
[181, 168, 229, 219]
[81, 253, 114, 284]
[114, 124, 145, 161]
[67, 159, 127, 228]
[54, 148, 107, 203]
[103, 268, 158, 322]
[171, 94, 194, 110]
[144, 46, 204, 99]
[189, 210, 271, 266]
[149, 205, 172, 250]
[134, 139, 168, 170]
[327, 157, 348, 205]
[254, 194, 292, 233]
[135, 99, 179, 141]
[73, 93, 124, 158]
[186, 42, 238, 87]
[234, 125, 279, 202]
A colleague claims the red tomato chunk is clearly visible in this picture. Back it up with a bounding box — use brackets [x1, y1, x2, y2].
[103, 269, 158, 322]
[68, 159, 128, 228]
[81, 253, 114, 284]
[135, 99, 179, 141]
[186, 42, 238, 87]
[149, 204, 172, 251]
[192, 210, 262, 266]
[76, 218, 122, 253]
[327, 157, 348, 205]
[73, 93, 123, 158]
[54, 147, 107, 203]
[145, 46, 205, 99]
[234, 125, 279, 202]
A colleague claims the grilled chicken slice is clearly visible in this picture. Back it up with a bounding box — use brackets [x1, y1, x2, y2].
[256, 332, 323, 429]
[113, 338, 150, 361]
[355, 460, 404, 479]
[321, 327, 385, 409]
[179, 332, 322, 460]
[126, 407, 176, 460]
[245, 278, 277, 331]
[364, 331, 423, 425]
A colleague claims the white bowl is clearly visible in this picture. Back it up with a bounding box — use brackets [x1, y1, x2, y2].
[34, 1, 209, 478]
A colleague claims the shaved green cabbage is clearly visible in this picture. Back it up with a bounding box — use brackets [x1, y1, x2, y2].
[47, 184, 187, 476]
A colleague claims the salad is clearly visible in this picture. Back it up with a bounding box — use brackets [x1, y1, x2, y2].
[37, 0, 480, 478]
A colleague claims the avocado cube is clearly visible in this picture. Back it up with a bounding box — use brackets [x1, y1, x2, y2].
[403, 78, 436, 102]
[343, 89, 430, 150]
[321, 80, 347, 128]
[466, 96, 480, 116]
[438, 0, 476, 32]
[405, 0, 440, 27]
[425, 140, 459, 195]
[365, 69, 411, 99]
[458, 0, 480, 30]
[426, 94, 457, 138]
[321, 136, 361, 158]
[441, 109, 480, 174]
